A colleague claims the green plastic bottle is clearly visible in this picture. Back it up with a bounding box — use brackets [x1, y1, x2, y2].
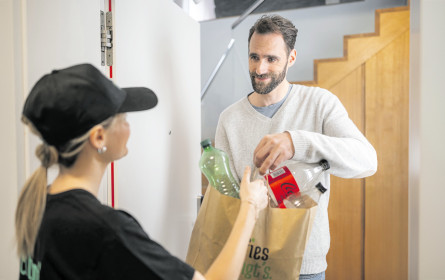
[199, 139, 240, 199]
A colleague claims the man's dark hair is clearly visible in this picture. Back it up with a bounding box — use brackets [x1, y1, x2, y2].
[248, 15, 298, 55]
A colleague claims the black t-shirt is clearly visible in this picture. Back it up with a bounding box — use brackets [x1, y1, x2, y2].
[19, 189, 195, 280]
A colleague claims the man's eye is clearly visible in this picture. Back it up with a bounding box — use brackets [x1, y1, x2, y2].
[250, 56, 259, 61]
[268, 57, 277, 62]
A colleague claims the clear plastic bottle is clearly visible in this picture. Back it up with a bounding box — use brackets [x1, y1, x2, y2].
[283, 182, 327, 208]
[251, 166, 277, 207]
[199, 139, 240, 198]
[264, 160, 330, 208]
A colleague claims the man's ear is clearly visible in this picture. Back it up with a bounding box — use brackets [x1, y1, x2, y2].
[288, 49, 297, 67]
[89, 125, 106, 150]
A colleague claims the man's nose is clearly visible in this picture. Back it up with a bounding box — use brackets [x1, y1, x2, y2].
[255, 60, 268, 75]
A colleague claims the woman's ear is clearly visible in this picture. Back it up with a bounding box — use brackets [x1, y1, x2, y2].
[89, 125, 106, 150]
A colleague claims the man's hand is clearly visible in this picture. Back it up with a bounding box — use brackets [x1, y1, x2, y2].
[253, 132, 295, 175]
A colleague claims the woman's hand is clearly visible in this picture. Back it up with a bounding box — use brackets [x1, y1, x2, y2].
[203, 166, 268, 280]
[239, 166, 268, 218]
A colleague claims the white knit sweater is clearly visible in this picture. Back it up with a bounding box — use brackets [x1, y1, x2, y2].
[215, 84, 377, 274]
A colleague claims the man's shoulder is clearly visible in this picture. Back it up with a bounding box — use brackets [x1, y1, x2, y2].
[290, 84, 339, 104]
[219, 96, 249, 120]
[292, 84, 334, 97]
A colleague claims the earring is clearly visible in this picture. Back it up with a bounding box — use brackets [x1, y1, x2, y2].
[98, 146, 107, 154]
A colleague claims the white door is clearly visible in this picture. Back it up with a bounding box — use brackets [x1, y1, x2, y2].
[22, 0, 110, 201]
[112, 0, 201, 260]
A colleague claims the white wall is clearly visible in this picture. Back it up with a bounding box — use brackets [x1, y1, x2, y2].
[1, 0, 102, 278]
[200, 0, 406, 140]
[0, 0, 20, 278]
[409, 0, 445, 279]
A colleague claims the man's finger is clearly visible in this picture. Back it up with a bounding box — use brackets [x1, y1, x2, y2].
[253, 141, 268, 167]
[270, 149, 289, 170]
[253, 136, 268, 156]
[259, 145, 282, 174]
[254, 148, 267, 167]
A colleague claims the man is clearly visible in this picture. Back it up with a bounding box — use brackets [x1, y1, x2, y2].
[215, 15, 377, 279]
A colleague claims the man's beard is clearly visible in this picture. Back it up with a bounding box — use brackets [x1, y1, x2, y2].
[250, 64, 287, 95]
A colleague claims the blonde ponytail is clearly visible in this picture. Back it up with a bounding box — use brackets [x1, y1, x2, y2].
[15, 116, 115, 257]
[15, 144, 58, 258]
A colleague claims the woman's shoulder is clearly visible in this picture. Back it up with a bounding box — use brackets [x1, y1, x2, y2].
[45, 189, 127, 232]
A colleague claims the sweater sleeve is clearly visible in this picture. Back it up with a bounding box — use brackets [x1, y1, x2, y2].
[287, 91, 377, 179]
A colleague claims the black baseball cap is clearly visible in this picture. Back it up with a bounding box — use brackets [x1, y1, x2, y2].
[22, 63, 158, 148]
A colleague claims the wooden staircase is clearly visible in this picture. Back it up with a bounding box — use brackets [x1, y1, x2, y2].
[298, 6, 409, 88]
[293, 6, 410, 280]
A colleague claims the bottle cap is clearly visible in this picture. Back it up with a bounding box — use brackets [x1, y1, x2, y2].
[315, 182, 327, 193]
[200, 138, 212, 148]
[319, 159, 330, 170]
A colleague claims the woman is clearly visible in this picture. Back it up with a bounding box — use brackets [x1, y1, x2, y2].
[16, 63, 268, 280]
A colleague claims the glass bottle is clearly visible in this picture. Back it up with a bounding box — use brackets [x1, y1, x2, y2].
[199, 139, 240, 198]
[283, 182, 327, 208]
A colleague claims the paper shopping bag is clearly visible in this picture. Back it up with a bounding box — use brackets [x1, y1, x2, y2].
[186, 186, 317, 280]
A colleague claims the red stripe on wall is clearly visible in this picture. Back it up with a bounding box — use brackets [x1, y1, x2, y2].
[111, 161, 115, 208]
[109, 0, 114, 208]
